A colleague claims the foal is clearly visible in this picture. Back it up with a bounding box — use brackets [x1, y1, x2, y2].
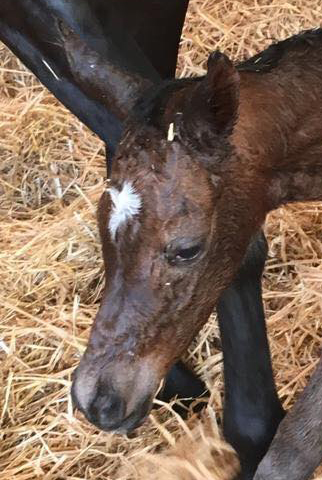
[64, 27, 322, 478]
[4, 5, 322, 478]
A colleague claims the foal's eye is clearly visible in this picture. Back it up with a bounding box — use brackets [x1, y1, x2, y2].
[176, 245, 201, 261]
[165, 240, 204, 265]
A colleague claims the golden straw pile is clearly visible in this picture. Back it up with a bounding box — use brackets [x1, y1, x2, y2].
[1, 1, 322, 479]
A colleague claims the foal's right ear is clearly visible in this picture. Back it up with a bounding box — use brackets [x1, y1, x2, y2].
[181, 51, 240, 148]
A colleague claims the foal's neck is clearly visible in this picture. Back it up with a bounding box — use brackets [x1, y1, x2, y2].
[235, 60, 322, 209]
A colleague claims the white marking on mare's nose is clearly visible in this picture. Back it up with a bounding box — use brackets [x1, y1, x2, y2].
[107, 181, 142, 240]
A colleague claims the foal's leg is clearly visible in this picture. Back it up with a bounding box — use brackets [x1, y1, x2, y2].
[217, 232, 285, 479]
[254, 354, 322, 480]
[157, 361, 208, 417]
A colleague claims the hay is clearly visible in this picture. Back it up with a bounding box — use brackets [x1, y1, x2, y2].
[1, 0, 322, 478]
[127, 412, 239, 480]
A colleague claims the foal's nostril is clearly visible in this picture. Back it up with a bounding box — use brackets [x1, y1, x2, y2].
[88, 391, 126, 430]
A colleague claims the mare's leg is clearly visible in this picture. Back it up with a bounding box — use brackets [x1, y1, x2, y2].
[217, 231, 285, 479]
[254, 354, 322, 480]
[109, 0, 189, 79]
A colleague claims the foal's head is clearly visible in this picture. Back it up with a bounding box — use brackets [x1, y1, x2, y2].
[65, 26, 266, 432]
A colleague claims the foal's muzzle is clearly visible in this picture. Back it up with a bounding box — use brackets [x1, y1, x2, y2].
[71, 355, 161, 433]
[71, 380, 152, 433]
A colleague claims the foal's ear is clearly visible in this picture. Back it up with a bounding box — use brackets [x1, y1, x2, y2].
[204, 51, 240, 132]
[181, 51, 240, 147]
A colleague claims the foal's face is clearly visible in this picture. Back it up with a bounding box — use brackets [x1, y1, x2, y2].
[71, 128, 254, 433]
[71, 53, 263, 432]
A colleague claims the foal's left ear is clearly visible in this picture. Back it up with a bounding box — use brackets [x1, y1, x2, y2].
[181, 51, 240, 147]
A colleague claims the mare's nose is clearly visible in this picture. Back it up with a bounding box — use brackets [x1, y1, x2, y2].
[87, 390, 126, 431]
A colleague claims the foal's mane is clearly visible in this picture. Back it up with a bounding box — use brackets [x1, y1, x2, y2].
[131, 28, 322, 133]
[238, 27, 322, 73]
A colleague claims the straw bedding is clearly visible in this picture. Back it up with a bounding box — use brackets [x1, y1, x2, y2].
[1, 1, 322, 478]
